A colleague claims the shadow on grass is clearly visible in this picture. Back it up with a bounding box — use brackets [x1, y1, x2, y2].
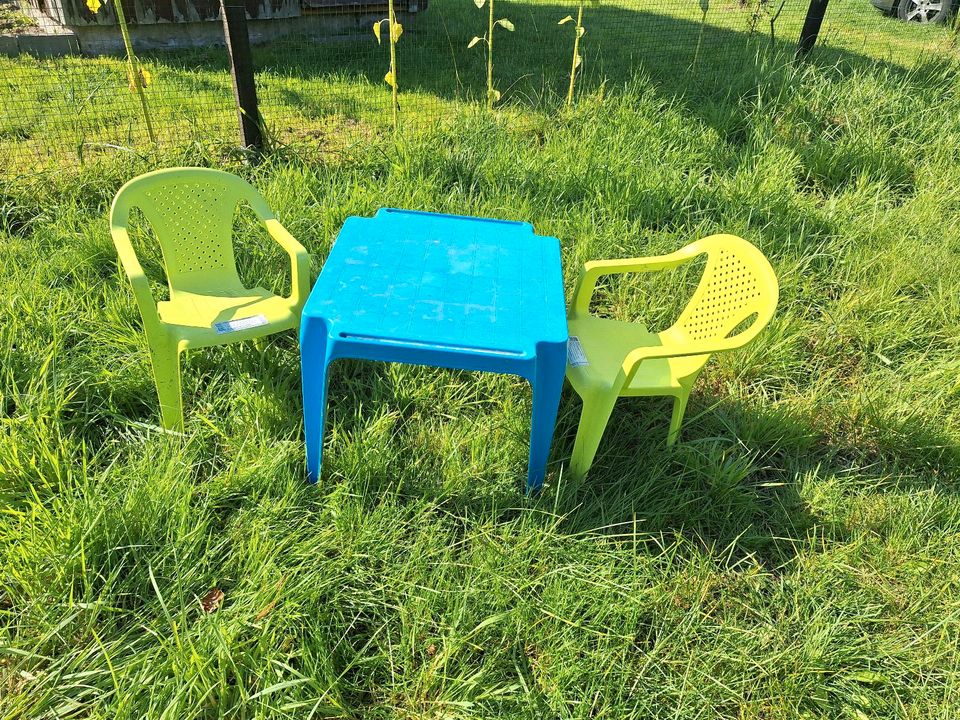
[545, 385, 960, 566]
[237, 0, 939, 130]
[187, 1, 956, 202]
[83, 309, 958, 575]
[102, 0, 947, 159]
[288, 347, 960, 569]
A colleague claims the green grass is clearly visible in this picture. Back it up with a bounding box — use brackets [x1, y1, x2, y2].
[1, 0, 958, 173]
[2, 2, 960, 718]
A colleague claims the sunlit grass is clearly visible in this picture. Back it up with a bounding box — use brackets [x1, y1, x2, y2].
[1, 0, 957, 174]
[1, 4, 960, 718]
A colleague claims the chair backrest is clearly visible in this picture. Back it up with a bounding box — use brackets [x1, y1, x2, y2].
[672, 234, 779, 346]
[110, 167, 267, 295]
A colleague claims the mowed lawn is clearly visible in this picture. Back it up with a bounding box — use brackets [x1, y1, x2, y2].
[2, 3, 960, 718]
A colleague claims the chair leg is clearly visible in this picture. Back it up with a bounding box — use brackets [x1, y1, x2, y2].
[300, 317, 331, 483]
[667, 389, 690, 446]
[526, 342, 566, 494]
[147, 337, 183, 431]
[568, 390, 618, 480]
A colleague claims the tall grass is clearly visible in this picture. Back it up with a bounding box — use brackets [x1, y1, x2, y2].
[2, 0, 958, 174]
[1, 23, 960, 720]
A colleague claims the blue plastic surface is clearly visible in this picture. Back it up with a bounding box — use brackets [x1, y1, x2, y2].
[300, 208, 568, 491]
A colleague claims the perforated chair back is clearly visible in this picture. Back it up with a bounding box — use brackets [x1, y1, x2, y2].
[672, 234, 779, 347]
[110, 167, 264, 295]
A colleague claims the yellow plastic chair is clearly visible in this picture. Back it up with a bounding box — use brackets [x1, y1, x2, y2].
[110, 167, 311, 430]
[565, 234, 779, 478]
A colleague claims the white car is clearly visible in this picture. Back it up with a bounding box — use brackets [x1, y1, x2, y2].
[870, 0, 955, 22]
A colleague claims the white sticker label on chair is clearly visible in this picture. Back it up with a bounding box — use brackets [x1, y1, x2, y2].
[567, 336, 589, 367]
[214, 314, 268, 334]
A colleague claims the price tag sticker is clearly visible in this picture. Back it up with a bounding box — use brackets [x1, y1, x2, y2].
[567, 335, 589, 367]
[214, 314, 268, 334]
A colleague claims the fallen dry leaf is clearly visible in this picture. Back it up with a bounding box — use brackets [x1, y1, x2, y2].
[426, 644, 437, 656]
[254, 575, 287, 621]
[200, 588, 224, 614]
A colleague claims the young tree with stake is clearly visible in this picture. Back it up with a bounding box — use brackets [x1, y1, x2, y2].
[373, 0, 403, 132]
[86, 0, 155, 143]
[469, 0, 514, 108]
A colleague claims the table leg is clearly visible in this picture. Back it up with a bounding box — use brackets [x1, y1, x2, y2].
[526, 341, 566, 494]
[300, 317, 331, 483]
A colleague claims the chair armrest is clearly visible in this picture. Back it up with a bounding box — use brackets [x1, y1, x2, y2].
[111, 225, 162, 331]
[618, 335, 751, 386]
[569, 245, 702, 317]
[263, 218, 311, 304]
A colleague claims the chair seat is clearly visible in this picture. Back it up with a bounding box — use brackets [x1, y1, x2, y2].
[566, 316, 708, 396]
[158, 286, 297, 348]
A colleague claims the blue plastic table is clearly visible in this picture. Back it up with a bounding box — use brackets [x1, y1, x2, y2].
[300, 208, 568, 491]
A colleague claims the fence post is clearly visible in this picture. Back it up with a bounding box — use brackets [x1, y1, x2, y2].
[220, 0, 264, 152]
[796, 0, 830, 58]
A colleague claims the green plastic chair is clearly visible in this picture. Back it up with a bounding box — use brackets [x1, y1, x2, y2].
[110, 167, 311, 430]
[565, 234, 779, 478]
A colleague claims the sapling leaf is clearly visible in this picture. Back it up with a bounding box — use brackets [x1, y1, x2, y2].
[488, 88, 501, 103]
[577, 25, 585, 37]
[127, 66, 152, 92]
[391, 22, 403, 42]
[574, 54, 582, 68]
[473, 0, 485, 7]
[558, 15, 573, 23]
[496, 18, 515, 30]
[373, 20, 383, 43]
[699, 0, 709, 12]
[384, 70, 397, 88]
[83, 0, 156, 142]
[468, 35, 483, 48]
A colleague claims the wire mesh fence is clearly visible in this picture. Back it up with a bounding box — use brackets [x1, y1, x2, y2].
[1, 0, 957, 176]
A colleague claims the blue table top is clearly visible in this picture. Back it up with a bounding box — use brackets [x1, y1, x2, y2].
[304, 209, 568, 358]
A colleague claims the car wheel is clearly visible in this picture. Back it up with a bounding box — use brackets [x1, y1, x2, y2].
[897, 0, 952, 22]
